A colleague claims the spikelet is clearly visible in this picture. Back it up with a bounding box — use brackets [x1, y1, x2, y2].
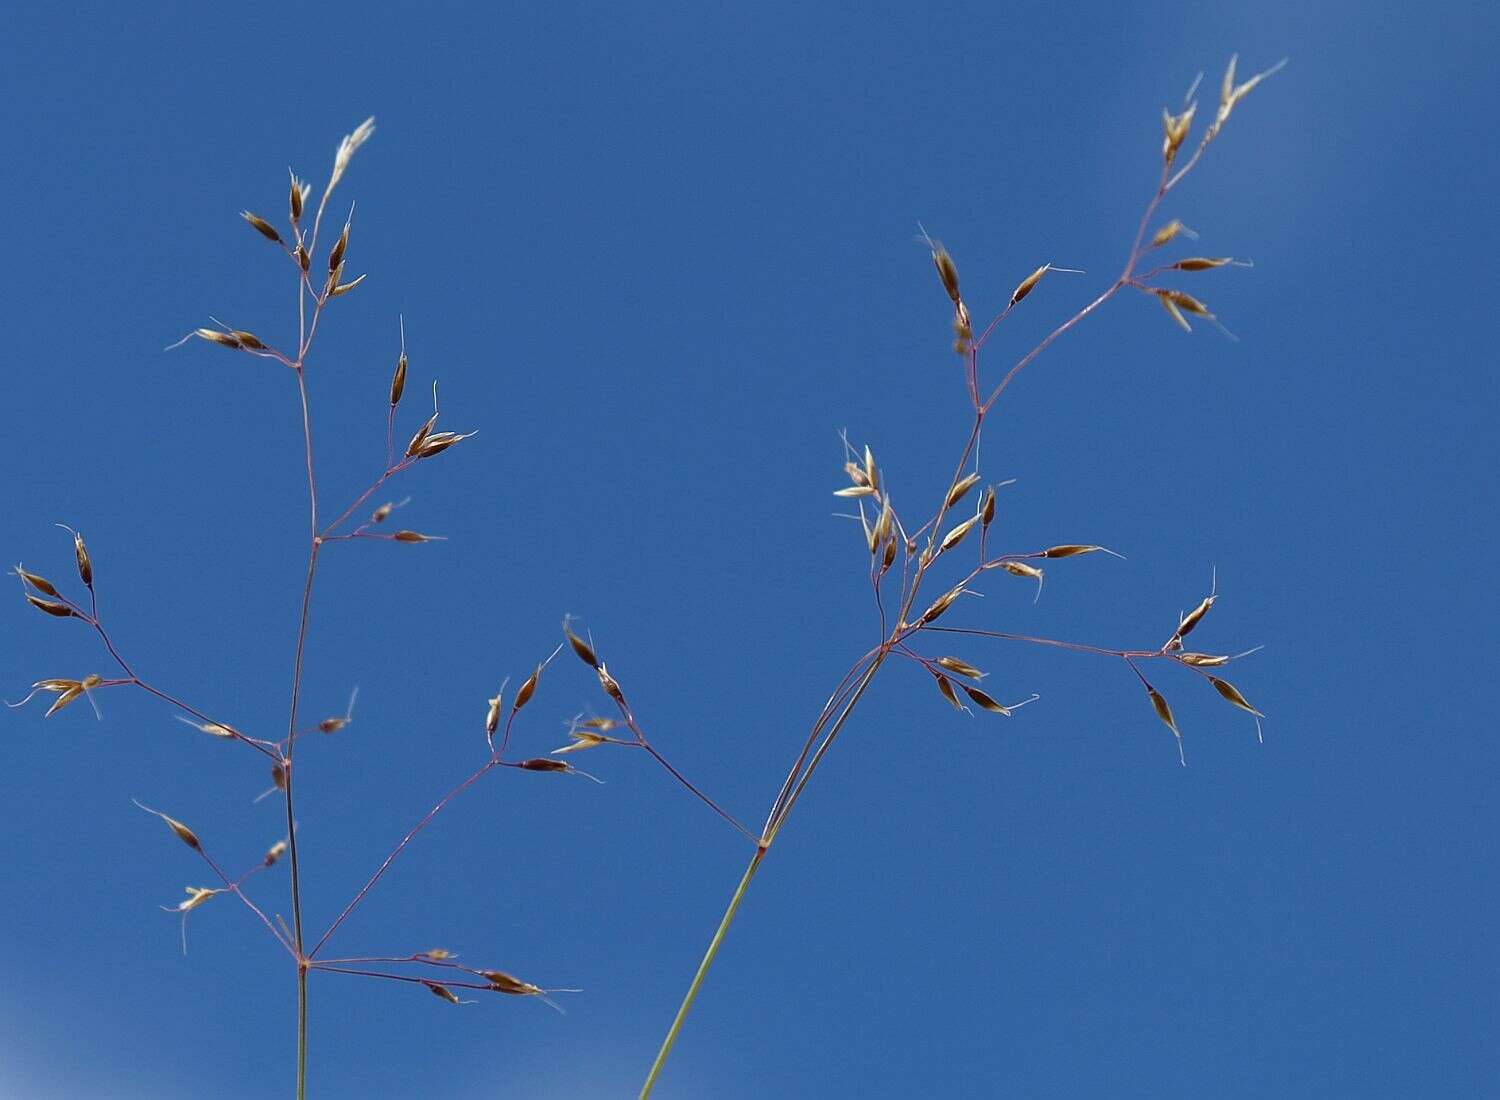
[1208, 676, 1264, 742]
[389, 338, 409, 407]
[133, 800, 201, 850]
[263, 839, 288, 866]
[14, 565, 59, 597]
[414, 431, 477, 460]
[392, 530, 441, 543]
[931, 670, 963, 710]
[935, 656, 984, 680]
[1161, 103, 1196, 165]
[552, 727, 607, 755]
[288, 171, 309, 224]
[481, 969, 545, 997]
[946, 473, 982, 509]
[1009, 264, 1051, 306]
[325, 117, 376, 201]
[1143, 682, 1186, 766]
[565, 622, 600, 668]
[26, 594, 76, 618]
[424, 981, 462, 1005]
[241, 211, 282, 245]
[514, 665, 541, 711]
[939, 515, 979, 554]
[596, 663, 625, 705]
[1041, 544, 1120, 559]
[485, 690, 504, 737]
[1177, 652, 1229, 667]
[518, 758, 573, 773]
[175, 716, 240, 740]
[918, 584, 966, 625]
[1149, 220, 1194, 249]
[998, 560, 1045, 602]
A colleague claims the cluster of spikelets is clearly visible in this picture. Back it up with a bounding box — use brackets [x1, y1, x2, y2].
[10, 53, 1287, 1098]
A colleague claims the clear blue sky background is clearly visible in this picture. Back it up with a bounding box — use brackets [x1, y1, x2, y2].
[2, 2, 1495, 1097]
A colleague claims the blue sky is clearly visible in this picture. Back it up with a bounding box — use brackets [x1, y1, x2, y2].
[2, 2, 1496, 1097]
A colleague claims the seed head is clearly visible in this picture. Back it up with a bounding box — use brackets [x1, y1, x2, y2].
[264, 839, 288, 866]
[424, 981, 461, 1005]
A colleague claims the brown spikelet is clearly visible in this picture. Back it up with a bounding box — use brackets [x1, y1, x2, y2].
[597, 663, 625, 704]
[1177, 652, 1229, 667]
[328, 226, 349, 273]
[1174, 257, 1233, 271]
[391, 530, 438, 543]
[980, 488, 996, 527]
[241, 211, 282, 244]
[1164, 289, 1211, 316]
[329, 274, 366, 297]
[1041, 544, 1108, 559]
[931, 670, 963, 710]
[519, 757, 572, 773]
[998, 560, 1045, 601]
[424, 981, 461, 1005]
[231, 330, 267, 351]
[939, 515, 979, 554]
[134, 800, 201, 850]
[419, 948, 456, 961]
[295, 245, 310, 272]
[263, 839, 288, 866]
[481, 970, 544, 997]
[1143, 682, 1186, 765]
[935, 656, 983, 680]
[962, 685, 1012, 715]
[405, 412, 439, 457]
[289, 172, 305, 223]
[918, 585, 963, 625]
[44, 684, 85, 717]
[390, 353, 407, 406]
[930, 243, 962, 304]
[1208, 676, 1262, 716]
[196, 328, 243, 349]
[514, 666, 540, 711]
[565, 624, 599, 668]
[62, 527, 92, 587]
[26, 594, 76, 618]
[946, 472, 982, 509]
[1172, 594, 1216, 644]
[15, 566, 59, 597]
[1009, 264, 1050, 306]
[414, 431, 476, 459]
[371, 503, 393, 524]
[1159, 293, 1192, 332]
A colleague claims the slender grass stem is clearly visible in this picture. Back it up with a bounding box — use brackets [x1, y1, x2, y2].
[639, 849, 764, 1100]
